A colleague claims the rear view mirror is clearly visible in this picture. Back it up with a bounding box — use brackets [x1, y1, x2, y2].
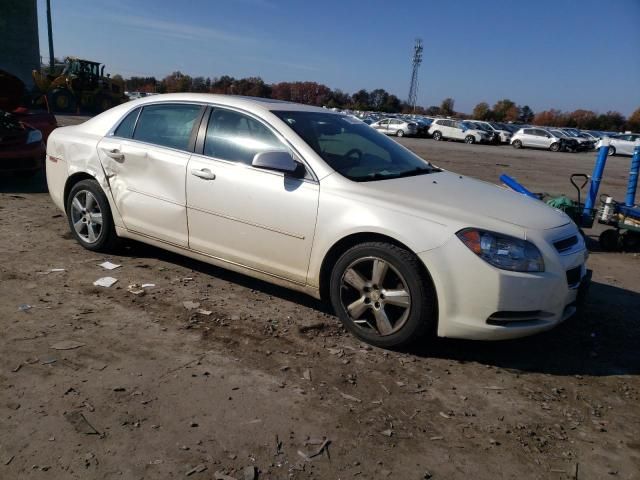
[252, 151, 302, 177]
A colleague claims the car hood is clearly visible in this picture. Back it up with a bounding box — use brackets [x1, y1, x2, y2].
[355, 170, 570, 231]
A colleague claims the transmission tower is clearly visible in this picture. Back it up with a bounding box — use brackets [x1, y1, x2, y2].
[407, 38, 423, 111]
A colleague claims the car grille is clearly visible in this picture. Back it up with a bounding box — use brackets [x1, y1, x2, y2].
[566, 266, 581, 287]
[554, 235, 579, 253]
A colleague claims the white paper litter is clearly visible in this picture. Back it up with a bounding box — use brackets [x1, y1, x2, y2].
[50, 268, 66, 272]
[93, 277, 118, 288]
[99, 261, 121, 270]
[141, 283, 156, 288]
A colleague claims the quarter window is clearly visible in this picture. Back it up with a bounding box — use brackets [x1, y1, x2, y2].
[204, 108, 288, 165]
[113, 108, 140, 138]
[133, 104, 202, 150]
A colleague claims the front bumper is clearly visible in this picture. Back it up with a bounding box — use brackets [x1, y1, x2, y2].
[418, 224, 589, 340]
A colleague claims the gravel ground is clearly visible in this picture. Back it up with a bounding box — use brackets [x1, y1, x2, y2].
[1, 120, 639, 479]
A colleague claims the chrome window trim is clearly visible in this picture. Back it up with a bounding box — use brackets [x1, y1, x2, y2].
[106, 100, 318, 182]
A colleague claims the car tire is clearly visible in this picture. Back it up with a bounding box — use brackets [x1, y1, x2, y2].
[329, 242, 437, 349]
[550, 142, 561, 152]
[464, 135, 475, 144]
[66, 179, 119, 252]
[607, 146, 616, 156]
[512, 140, 523, 149]
[432, 131, 442, 141]
[396, 129, 404, 137]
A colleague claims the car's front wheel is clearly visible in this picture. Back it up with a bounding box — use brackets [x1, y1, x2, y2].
[329, 242, 436, 349]
[512, 140, 523, 149]
[66, 179, 119, 252]
[550, 142, 561, 152]
[396, 129, 404, 137]
[607, 146, 616, 156]
[464, 135, 475, 144]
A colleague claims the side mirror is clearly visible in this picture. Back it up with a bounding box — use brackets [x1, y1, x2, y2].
[252, 151, 303, 177]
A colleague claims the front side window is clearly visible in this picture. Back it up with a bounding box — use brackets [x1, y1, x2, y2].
[204, 108, 288, 165]
[274, 111, 438, 182]
[133, 104, 202, 150]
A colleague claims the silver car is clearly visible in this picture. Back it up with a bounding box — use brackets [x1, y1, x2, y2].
[510, 127, 563, 152]
[370, 118, 418, 137]
[596, 133, 640, 156]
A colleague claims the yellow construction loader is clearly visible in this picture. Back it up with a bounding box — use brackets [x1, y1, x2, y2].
[32, 57, 126, 113]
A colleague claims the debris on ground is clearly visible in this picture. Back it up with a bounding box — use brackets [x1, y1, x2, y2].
[183, 301, 201, 310]
[186, 463, 207, 476]
[243, 466, 258, 480]
[18, 304, 32, 312]
[64, 411, 99, 435]
[93, 277, 118, 288]
[127, 284, 146, 296]
[214, 471, 238, 480]
[298, 438, 331, 461]
[99, 261, 121, 270]
[50, 340, 85, 350]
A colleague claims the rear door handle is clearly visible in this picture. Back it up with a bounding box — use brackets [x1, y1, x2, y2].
[191, 168, 215, 180]
[103, 148, 124, 160]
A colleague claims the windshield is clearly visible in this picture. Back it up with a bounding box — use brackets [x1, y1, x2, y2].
[274, 111, 438, 182]
[551, 129, 568, 138]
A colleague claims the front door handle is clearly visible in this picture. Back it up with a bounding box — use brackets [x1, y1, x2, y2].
[191, 168, 215, 180]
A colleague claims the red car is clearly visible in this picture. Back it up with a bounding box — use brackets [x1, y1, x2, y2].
[1, 109, 56, 177]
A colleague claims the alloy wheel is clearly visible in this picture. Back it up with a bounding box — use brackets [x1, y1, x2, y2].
[339, 256, 411, 336]
[70, 190, 103, 244]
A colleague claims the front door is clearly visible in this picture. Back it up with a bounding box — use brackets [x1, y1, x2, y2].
[186, 107, 319, 284]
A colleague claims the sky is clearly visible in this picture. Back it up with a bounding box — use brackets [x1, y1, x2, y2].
[36, 0, 640, 115]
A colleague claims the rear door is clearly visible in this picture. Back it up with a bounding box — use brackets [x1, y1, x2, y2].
[98, 103, 204, 246]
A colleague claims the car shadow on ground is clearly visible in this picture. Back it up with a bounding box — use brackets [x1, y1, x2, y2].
[0, 170, 48, 194]
[119, 241, 639, 377]
[410, 281, 640, 377]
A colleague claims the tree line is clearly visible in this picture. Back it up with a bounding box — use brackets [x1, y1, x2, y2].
[119, 72, 640, 132]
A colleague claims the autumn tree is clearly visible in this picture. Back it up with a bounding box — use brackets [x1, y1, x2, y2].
[440, 97, 455, 116]
[628, 107, 640, 131]
[567, 109, 597, 129]
[472, 102, 490, 120]
[492, 99, 519, 122]
[519, 105, 534, 123]
[533, 109, 567, 127]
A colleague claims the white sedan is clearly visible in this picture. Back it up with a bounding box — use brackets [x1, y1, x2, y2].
[596, 133, 640, 156]
[46, 93, 589, 348]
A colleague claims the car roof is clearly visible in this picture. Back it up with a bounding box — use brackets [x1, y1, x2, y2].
[126, 93, 330, 114]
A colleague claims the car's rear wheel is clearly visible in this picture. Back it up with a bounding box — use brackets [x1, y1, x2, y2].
[465, 135, 475, 144]
[512, 140, 523, 149]
[396, 129, 404, 137]
[432, 131, 442, 141]
[66, 179, 119, 252]
[550, 142, 561, 152]
[329, 242, 436, 349]
[607, 146, 616, 156]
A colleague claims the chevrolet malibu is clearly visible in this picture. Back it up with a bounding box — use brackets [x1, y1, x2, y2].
[46, 94, 589, 348]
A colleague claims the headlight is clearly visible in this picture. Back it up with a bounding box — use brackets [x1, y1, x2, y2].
[456, 228, 545, 272]
[26, 129, 43, 144]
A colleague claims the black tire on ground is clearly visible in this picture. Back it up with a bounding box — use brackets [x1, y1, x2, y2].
[329, 241, 437, 349]
[49, 89, 77, 113]
[432, 131, 442, 141]
[512, 140, 523, 149]
[599, 229, 620, 252]
[550, 142, 561, 152]
[66, 179, 119, 252]
[396, 129, 404, 137]
[608, 147, 616, 156]
[465, 135, 475, 144]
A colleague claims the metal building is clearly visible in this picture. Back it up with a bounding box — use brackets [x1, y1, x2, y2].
[0, 0, 40, 88]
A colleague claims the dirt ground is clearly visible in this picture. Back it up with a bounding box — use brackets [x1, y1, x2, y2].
[1, 119, 639, 479]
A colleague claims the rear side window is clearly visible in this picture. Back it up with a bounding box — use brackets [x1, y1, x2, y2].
[204, 108, 287, 165]
[133, 104, 202, 150]
[113, 108, 140, 138]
